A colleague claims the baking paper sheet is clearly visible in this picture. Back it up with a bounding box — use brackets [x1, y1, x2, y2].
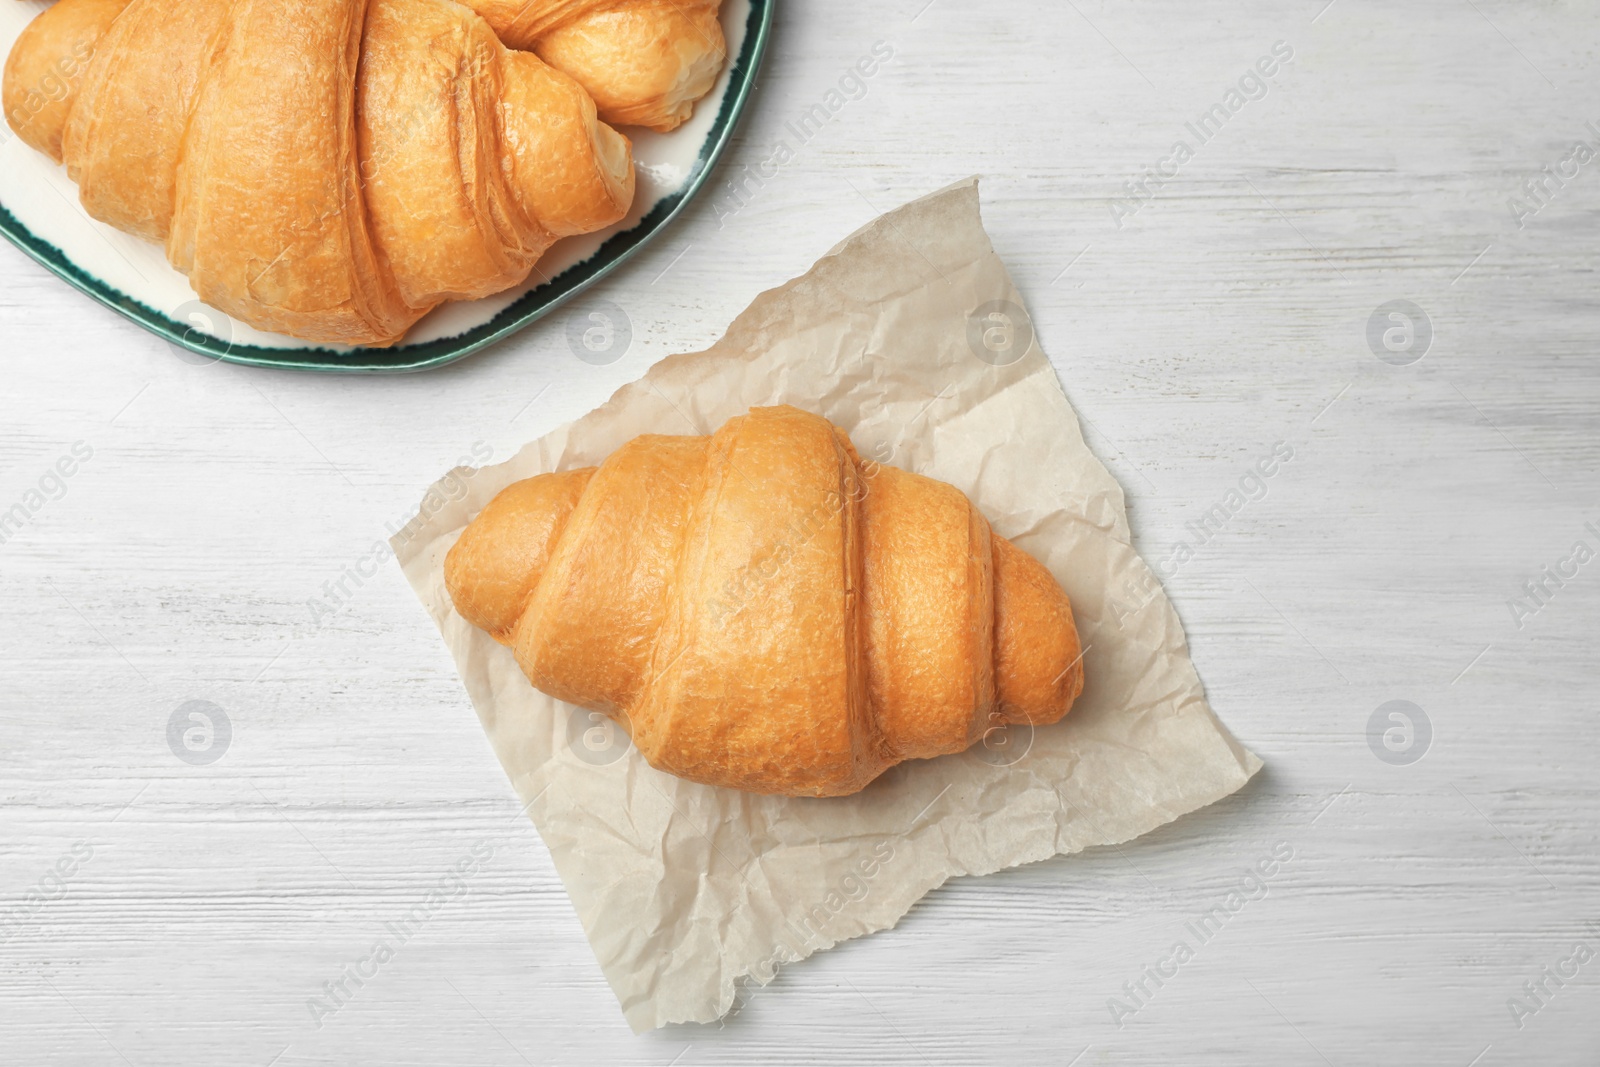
[394, 177, 1262, 1031]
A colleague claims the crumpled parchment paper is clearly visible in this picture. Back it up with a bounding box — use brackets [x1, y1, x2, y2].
[394, 177, 1262, 1031]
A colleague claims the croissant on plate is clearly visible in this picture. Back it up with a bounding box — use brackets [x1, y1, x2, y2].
[458, 0, 726, 132]
[444, 406, 1085, 797]
[2, 0, 635, 346]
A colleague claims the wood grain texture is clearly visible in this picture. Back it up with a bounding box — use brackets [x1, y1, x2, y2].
[3, 0, 1599, 1063]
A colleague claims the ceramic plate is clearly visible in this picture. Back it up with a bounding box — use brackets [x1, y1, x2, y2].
[0, 0, 770, 372]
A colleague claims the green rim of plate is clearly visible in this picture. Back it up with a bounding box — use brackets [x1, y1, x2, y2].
[0, 0, 771, 373]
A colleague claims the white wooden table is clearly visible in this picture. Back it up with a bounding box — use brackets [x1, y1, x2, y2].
[3, 0, 1598, 1063]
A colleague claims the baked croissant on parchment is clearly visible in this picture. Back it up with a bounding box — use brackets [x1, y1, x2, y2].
[2, 0, 635, 345]
[445, 406, 1085, 797]
[458, 0, 726, 131]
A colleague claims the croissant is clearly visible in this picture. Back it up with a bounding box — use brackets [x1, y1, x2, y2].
[458, 0, 726, 131]
[2, 0, 634, 346]
[445, 406, 1085, 797]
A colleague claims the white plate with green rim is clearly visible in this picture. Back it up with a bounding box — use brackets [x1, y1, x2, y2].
[0, 0, 772, 372]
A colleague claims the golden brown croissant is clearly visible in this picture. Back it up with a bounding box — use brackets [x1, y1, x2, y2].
[2, 0, 634, 345]
[458, 0, 725, 131]
[444, 406, 1085, 797]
